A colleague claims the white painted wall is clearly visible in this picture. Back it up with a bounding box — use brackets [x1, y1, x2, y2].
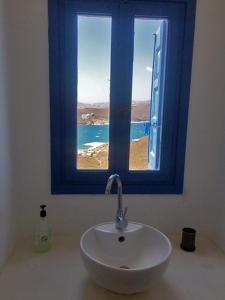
[215, 115, 225, 251]
[0, 0, 17, 268]
[2, 0, 225, 250]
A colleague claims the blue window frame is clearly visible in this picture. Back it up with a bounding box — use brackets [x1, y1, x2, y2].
[48, 0, 196, 194]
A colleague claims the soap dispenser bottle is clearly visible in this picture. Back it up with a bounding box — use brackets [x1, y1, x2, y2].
[34, 205, 51, 252]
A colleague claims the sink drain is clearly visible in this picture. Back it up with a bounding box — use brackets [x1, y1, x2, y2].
[119, 265, 130, 269]
[118, 236, 125, 242]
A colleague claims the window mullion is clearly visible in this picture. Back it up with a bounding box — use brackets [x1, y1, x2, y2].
[109, 5, 134, 175]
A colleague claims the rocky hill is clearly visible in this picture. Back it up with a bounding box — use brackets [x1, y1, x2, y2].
[77, 101, 150, 124]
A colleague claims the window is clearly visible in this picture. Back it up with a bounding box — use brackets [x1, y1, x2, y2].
[77, 15, 112, 170]
[48, 0, 196, 194]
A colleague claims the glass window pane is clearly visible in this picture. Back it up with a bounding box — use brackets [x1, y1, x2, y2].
[129, 18, 166, 171]
[77, 15, 111, 170]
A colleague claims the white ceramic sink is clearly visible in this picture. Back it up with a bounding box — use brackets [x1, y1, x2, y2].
[80, 222, 172, 294]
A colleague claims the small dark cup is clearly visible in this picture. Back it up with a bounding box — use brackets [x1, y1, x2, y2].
[180, 227, 196, 252]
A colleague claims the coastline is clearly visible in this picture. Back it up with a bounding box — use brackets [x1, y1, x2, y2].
[77, 136, 149, 170]
[76, 104, 150, 170]
[77, 120, 149, 151]
[77, 120, 149, 125]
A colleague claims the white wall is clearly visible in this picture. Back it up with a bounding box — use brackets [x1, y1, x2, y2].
[190, 0, 225, 249]
[0, 0, 17, 268]
[3, 0, 225, 249]
[195, 0, 225, 251]
[215, 112, 225, 251]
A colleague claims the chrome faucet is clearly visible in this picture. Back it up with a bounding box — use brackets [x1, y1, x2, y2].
[105, 174, 128, 231]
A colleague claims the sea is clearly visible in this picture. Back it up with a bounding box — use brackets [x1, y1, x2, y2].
[78, 121, 150, 150]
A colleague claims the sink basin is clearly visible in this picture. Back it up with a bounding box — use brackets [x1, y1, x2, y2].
[80, 222, 172, 294]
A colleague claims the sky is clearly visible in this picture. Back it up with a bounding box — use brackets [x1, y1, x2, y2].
[77, 16, 161, 103]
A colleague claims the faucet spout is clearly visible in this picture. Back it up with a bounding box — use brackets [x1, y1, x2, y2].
[105, 174, 128, 231]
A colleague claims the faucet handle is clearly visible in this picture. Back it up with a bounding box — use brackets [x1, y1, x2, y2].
[123, 207, 128, 217]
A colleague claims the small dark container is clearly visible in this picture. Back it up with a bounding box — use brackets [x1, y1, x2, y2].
[180, 227, 196, 252]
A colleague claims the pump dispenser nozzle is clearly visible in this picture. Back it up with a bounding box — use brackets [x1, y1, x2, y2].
[40, 205, 47, 218]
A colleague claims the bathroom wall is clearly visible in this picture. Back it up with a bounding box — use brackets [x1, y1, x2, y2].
[216, 170, 225, 251]
[192, 0, 225, 250]
[215, 121, 225, 251]
[200, 0, 225, 251]
[3, 0, 225, 248]
[0, 0, 17, 268]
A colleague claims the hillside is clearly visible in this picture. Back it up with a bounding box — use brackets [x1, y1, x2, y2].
[77, 101, 150, 124]
[77, 136, 149, 170]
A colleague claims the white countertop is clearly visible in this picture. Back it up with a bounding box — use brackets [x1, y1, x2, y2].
[0, 234, 225, 300]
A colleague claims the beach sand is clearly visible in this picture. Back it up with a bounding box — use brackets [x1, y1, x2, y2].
[77, 136, 149, 170]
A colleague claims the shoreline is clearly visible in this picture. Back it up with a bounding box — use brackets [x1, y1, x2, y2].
[77, 136, 149, 170]
[77, 120, 150, 126]
[78, 138, 141, 153]
[77, 120, 148, 152]
[78, 142, 107, 153]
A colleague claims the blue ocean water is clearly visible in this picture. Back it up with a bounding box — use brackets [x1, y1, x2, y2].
[78, 121, 149, 150]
